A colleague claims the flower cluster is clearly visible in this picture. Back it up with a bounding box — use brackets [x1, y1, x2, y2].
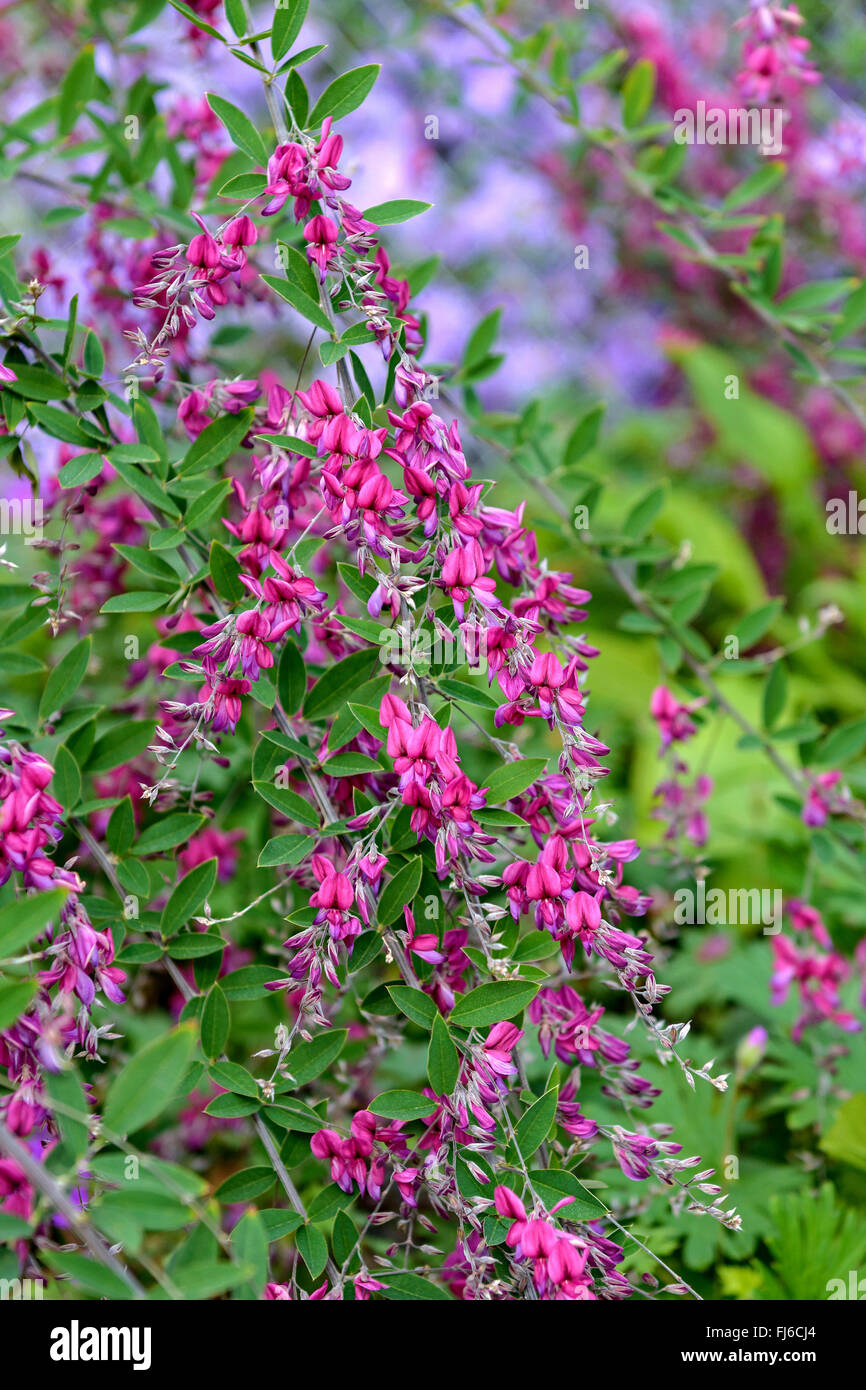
[771, 900, 861, 1040]
[649, 686, 712, 850]
[734, 2, 821, 101]
[0, 715, 123, 1219]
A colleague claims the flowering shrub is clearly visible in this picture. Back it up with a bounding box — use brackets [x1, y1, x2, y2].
[0, 0, 865, 1306]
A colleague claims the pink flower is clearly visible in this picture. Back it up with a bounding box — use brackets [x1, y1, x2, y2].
[207, 676, 250, 733]
[304, 214, 339, 281]
[802, 770, 841, 827]
[650, 686, 704, 748]
[186, 215, 221, 269]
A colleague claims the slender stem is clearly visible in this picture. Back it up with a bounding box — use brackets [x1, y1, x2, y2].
[0, 1120, 147, 1299]
[605, 1210, 701, 1300]
[473, 416, 811, 797]
[253, 1114, 340, 1284]
[434, 1, 866, 433]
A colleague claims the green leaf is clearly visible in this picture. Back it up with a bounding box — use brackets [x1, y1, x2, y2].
[261, 274, 332, 332]
[475, 809, 528, 828]
[216, 1167, 275, 1203]
[820, 1094, 866, 1171]
[171, 1260, 256, 1299]
[257, 833, 315, 868]
[117, 859, 151, 898]
[253, 781, 319, 826]
[722, 161, 786, 211]
[379, 1271, 451, 1301]
[281, 242, 319, 299]
[82, 328, 105, 378]
[528, 1167, 607, 1216]
[254, 432, 316, 457]
[0, 978, 38, 1031]
[484, 758, 547, 803]
[563, 404, 605, 466]
[183, 478, 232, 531]
[224, 0, 246, 37]
[437, 678, 498, 710]
[105, 797, 135, 859]
[369, 1090, 435, 1122]
[277, 639, 306, 714]
[276, 1030, 348, 1088]
[87, 721, 154, 774]
[347, 702, 385, 738]
[161, 858, 218, 936]
[449, 980, 538, 1029]
[51, 744, 81, 811]
[209, 539, 245, 601]
[113, 543, 178, 583]
[222, 964, 286, 1001]
[362, 198, 431, 225]
[332, 1208, 357, 1263]
[100, 591, 169, 614]
[3, 364, 69, 402]
[42, 1251, 133, 1300]
[201, 985, 230, 1060]
[319, 339, 349, 366]
[0, 1212, 32, 1240]
[387, 984, 438, 1029]
[0, 888, 67, 958]
[321, 752, 381, 776]
[463, 309, 501, 371]
[427, 1014, 458, 1095]
[167, 0, 226, 43]
[44, 1065, 89, 1159]
[762, 661, 788, 731]
[272, 0, 308, 60]
[295, 1222, 328, 1277]
[815, 719, 866, 769]
[166, 932, 225, 959]
[178, 409, 254, 476]
[307, 1183, 351, 1223]
[624, 486, 666, 540]
[25, 403, 98, 447]
[777, 279, 853, 316]
[833, 280, 866, 342]
[134, 813, 205, 856]
[378, 855, 423, 925]
[303, 648, 378, 720]
[733, 600, 784, 651]
[264, 1097, 323, 1133]
[231, 1209, 269, 1296]
[260, 1209, 304, 1240]
[218, 171, 267, 199]
[622, 58, 655, 128]
[514, 1087, 558, 1160]
[205, 1092, 260, 1119]
[308, 65, 380, 126]
[209, 1061, 259, 1098]
[58, 45, 96, 137]
[207, 93, 268, 165]
[39, 637, 91, 719]
[58, 452, 105, 488]
[103, 1024, 196, 1135]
